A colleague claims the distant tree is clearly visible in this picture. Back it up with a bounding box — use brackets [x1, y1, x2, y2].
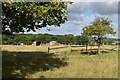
[103, 38, 117, 45]
[79, 35, 90, 45]
[2, 2, 71, 35]
[82, 17, 116, 54]
[64, 34, 75, 45]
[2, 35, 14, 45]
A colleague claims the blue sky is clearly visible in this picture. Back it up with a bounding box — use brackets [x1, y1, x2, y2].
[24, 2, 118, 39]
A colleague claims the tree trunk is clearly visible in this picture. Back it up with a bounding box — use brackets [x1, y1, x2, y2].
[98, 45, 101, 55]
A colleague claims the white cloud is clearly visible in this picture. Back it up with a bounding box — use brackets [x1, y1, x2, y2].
[64, 0, 119, 2]
[27, 2, 118, 38]
[65, 2, 118, 37]
[68, 2, 118, 16]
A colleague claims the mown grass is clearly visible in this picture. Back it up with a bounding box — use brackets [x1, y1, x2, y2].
[2, 45, 118, 78]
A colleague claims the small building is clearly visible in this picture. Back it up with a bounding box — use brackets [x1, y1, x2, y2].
[111, 41, 119, 45]
[20, 43, 24, 46]
[49, 41, 60, 46]
[32, 41, 41, 46]
[32, 41, 36, 46]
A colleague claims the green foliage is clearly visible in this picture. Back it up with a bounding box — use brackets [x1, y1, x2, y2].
[2, 33, 117, 45]
[2, 2, 70, 34]
[2, 35, 14, 45]
[2, 34, 91, 45]
[103, 38, 117, 45]
[82, 17, 116, 37]
[82, 17, 116, 45]
[82, 17, 116, 54]
[80, 35, 90, 45]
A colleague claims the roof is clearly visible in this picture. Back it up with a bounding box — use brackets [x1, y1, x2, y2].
[50, 41, 57, 42]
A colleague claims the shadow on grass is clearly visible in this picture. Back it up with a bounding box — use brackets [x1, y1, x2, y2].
[80, 50, 110, 55]
[2, 51, 68, 78]
[81, 51, 98, 55]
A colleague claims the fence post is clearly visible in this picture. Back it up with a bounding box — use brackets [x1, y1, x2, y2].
[86, 45, 87, 52]
[67, 45, 70, 53]
[69, 45, 72, 53]
[48, 47, 49, 54]
[78, 46, 80, 53]
[69, 45, 72, 52]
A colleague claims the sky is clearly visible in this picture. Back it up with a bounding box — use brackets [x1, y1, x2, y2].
[24, 1, 119, 39]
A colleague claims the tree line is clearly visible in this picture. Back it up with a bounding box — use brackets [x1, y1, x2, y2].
[2, 33, 117, 45]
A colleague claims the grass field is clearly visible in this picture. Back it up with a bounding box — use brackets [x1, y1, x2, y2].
[2, 45, 118, 78]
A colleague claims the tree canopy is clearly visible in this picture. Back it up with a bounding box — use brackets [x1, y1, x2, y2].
[3, 33, 117, 46]
[2, 2, 71, 35]
[82, 17, 116, 54]
[2, 33, 91, 45]
[82, 17, 116, 36]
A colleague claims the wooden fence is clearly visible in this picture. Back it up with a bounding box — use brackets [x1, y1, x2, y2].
[48, 46, 69, 54]
[47, 45, 118, 54]
[47, 45, 89, 54]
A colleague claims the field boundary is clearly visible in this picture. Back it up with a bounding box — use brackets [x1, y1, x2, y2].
[48, 45, 118, 54]
[48, 46, 69, 54]
[48, 45, 96, 54]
